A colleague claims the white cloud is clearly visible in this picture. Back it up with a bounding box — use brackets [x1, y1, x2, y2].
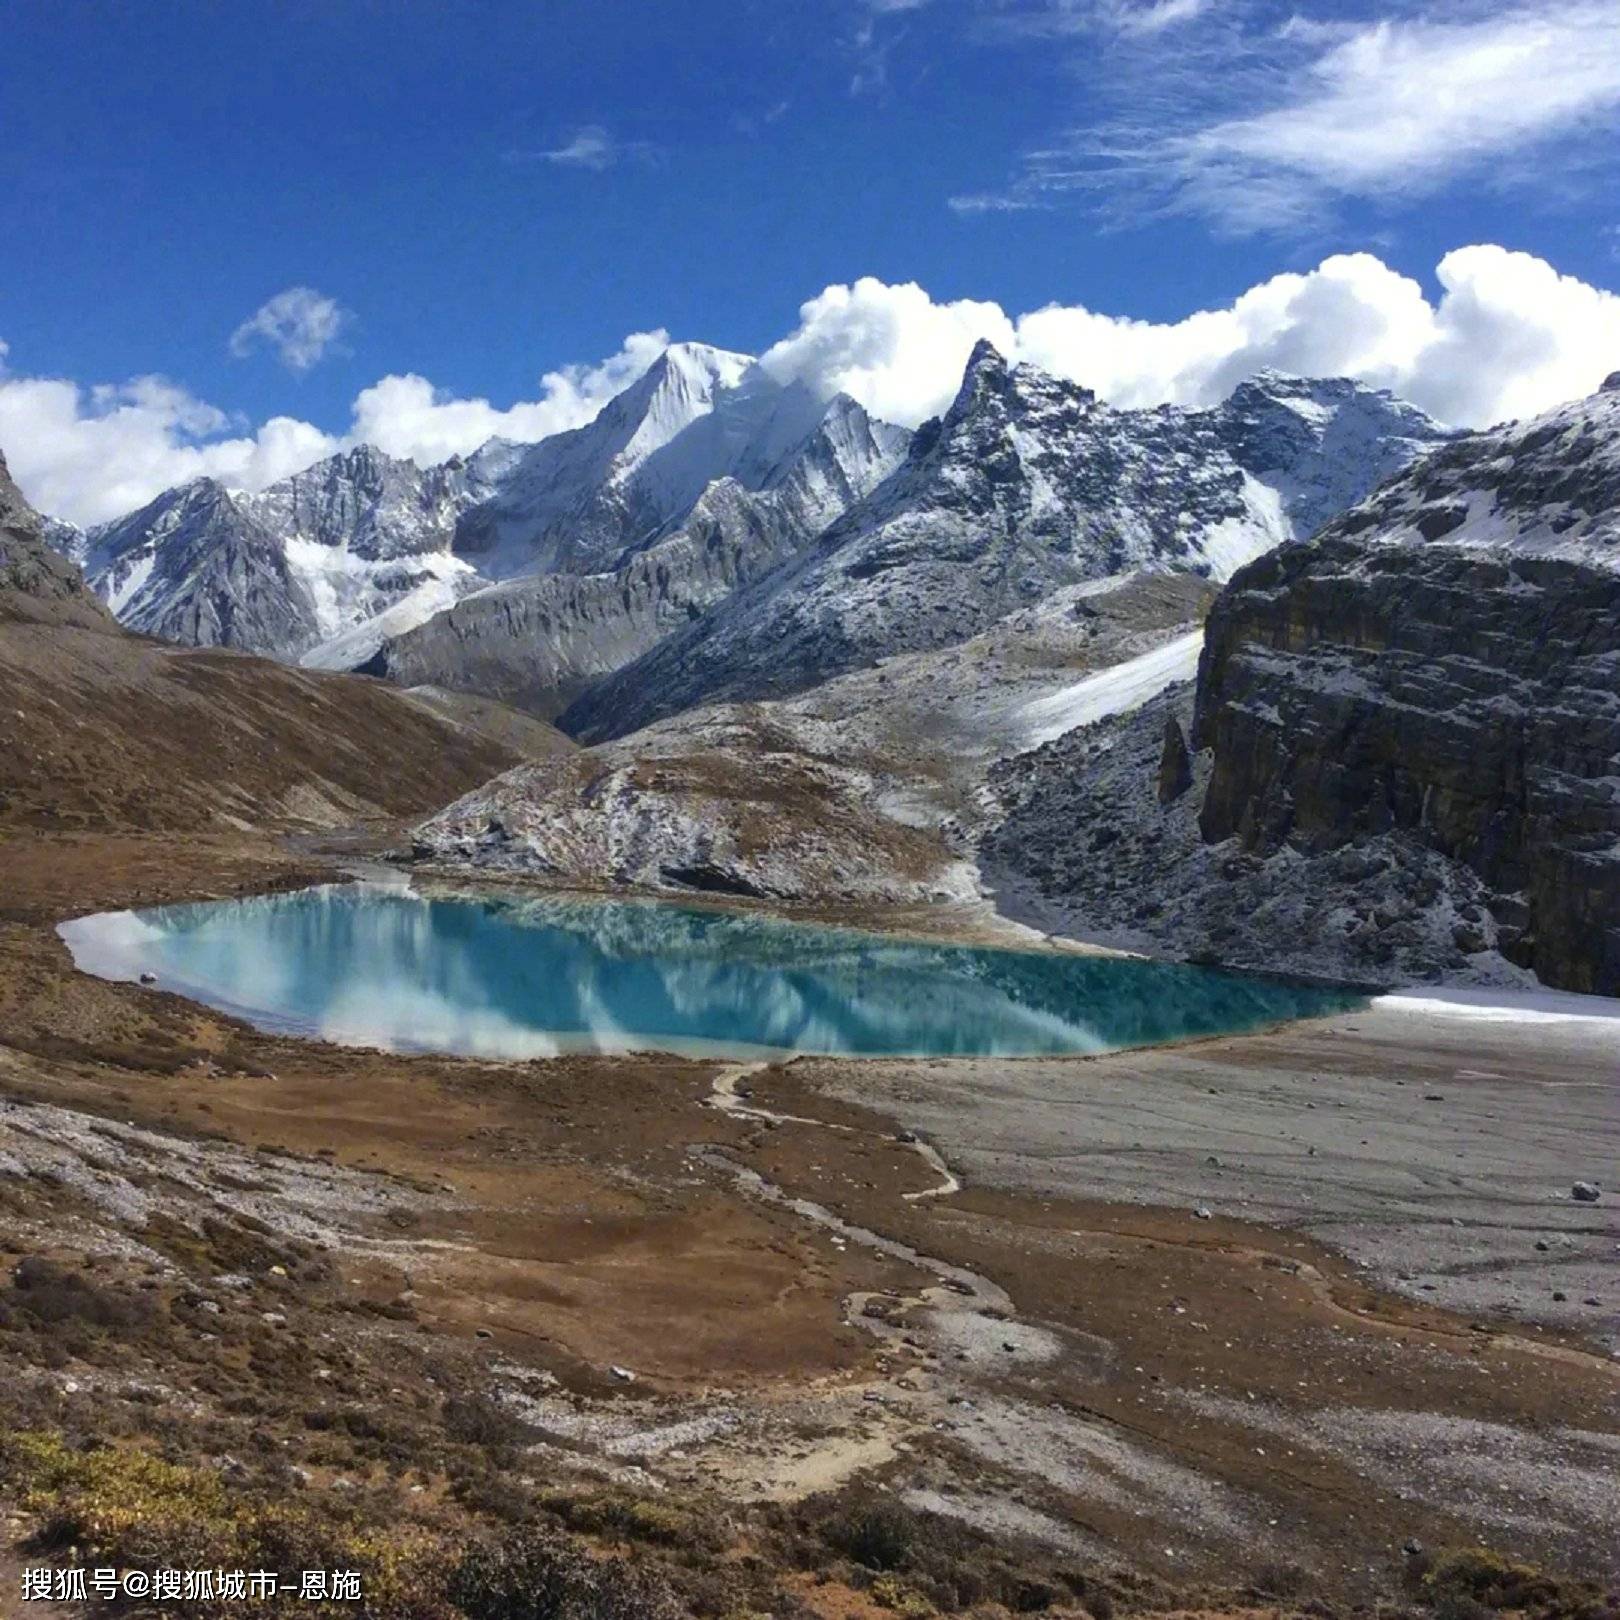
[229, 286, 350, 373]
[516, 126, 658, 171]
[968, 2, 1620, 231]
[347, 331, 670, 465]
[755, 249, 1620, 429]
[1164, 3, 1620, 228]
[760, 278, 1017, 426]
[0, 369, 340, 527]
[5, 249, 1618, 528]
[998, 0, 1210, 36]
[0, 331, 668, 527]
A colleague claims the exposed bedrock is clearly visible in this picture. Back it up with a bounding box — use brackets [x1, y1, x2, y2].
[1193, 538, 1620, 993]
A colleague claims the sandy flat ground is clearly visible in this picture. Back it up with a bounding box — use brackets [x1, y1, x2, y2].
[786, 1000, 1618, 1348]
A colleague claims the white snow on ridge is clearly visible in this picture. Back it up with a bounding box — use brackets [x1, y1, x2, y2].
[1197, 477, 1289, 581]
[1014, 629, 1204, 748]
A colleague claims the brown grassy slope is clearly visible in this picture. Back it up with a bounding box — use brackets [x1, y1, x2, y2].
[0, 448, 571, 834]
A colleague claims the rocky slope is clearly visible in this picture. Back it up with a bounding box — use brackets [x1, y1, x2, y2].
[564, 345, 1450, 742]
[409, 572, 1210, 906]
[412, 712, 974, 905]
[360, 396, 909, 715]
[986, 374, 1620, 995]
[74, 448, 484, 661]
[0, 449, 114, 629]
[982, 687, 1529, 988]
[0, 446, 552, 834]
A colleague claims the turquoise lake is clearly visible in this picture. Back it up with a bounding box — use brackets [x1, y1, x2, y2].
[58, 884, 1365, 1060]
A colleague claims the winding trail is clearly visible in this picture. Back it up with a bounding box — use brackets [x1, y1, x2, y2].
[708, 1060, 962, 1200]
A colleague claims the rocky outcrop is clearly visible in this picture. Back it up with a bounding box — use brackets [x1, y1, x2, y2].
[563, 347, 1450, 744]
[983, 687, 1523, 988]
[1193, 383, 1620, 994]
[413, 713, 973, 905]
[1157, 715, 1193, 805]
[0, 449, 115, 627]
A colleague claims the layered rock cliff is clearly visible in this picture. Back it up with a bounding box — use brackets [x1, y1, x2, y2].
[1193, 377, 1620, 993]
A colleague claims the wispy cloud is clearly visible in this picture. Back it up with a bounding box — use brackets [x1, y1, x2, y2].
[990, 0, 1212, 37]
[512, 125, 659, 171]
[228, 287, 349, 373]
[947, 191, 1039, 214]
[963, 1, 1620, 233]
[849, 0, 933, 96]
[734, 99, 792, 138]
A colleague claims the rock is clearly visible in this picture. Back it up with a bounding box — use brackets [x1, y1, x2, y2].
[261, 1311, 287, 1326]
[1535, 1239, 1550, 1251]
[609, 1364, 636, 1382]
[1193, 1207, 1213, 1220]
[1572, 1181, 1601, 1202]
[1157, 715, 1194, 806]
[474, 1327, 494, 1340]
[1193, 383, 1620, 995]
[138, 971, 158, 985]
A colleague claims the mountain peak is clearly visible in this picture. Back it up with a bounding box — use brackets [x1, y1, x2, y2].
[645, 341, 754, 397]
[964, 338, 1010, 377]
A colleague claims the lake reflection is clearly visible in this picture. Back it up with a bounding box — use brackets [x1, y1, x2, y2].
[59, 885, 1364, 1059]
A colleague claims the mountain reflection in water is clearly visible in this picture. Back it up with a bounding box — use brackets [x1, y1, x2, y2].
[59, 885, 1365, 1060]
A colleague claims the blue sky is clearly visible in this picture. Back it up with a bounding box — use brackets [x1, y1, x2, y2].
[3, 0, 1619, 523]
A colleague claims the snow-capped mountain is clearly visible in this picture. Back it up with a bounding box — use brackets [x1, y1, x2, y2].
[449, 341, 827, 577]
[62, 342, 908, 665]
[355, 393, 910, 714]
[78, 451, 483, 660]
[563, 343, 1453, 742]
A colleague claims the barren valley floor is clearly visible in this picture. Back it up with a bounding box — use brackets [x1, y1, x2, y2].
[1, 830, 1616, 1618]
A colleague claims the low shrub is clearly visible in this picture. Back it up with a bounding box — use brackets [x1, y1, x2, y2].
[449, 1528, 685, 1620]
[9, 1257, 156, 1329]
[1422, 1549, 1561, 1613]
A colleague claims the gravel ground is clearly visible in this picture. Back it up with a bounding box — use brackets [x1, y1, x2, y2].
[792, 999, 1620, 1353]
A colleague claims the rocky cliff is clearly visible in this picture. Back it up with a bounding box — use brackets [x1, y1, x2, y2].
[1192, 376, 1620, 993]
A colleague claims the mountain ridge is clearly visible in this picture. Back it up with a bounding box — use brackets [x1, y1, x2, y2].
[562, 344, 1454, 742]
